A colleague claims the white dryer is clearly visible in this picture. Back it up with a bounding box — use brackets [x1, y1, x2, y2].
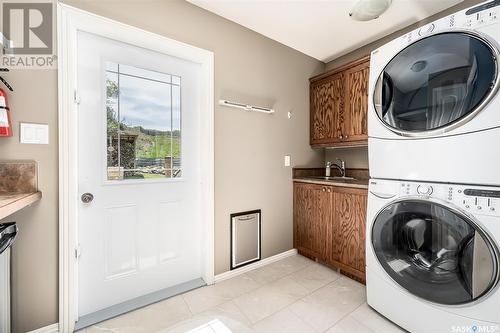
[366, 178, 500, 333]
[368, 0, 500, 185]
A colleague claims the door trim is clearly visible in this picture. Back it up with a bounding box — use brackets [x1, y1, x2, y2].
[57, 4, 215, 332]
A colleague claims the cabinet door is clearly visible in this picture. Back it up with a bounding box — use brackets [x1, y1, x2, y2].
[293, 183, 330, 259]
[310, 74, 344, 145]
[343, 61, 369, 143]
[315, 186, 332, 259]
[331, 187, 368, 275]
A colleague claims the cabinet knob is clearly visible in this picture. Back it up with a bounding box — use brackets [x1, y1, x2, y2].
[339, 134, 343, 139]
[322, 187, 326, 192]
[344, 135, 348, 139]
[327, 188, 331, 193]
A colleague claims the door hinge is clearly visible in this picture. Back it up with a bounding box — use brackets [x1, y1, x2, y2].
[74, 90, 81, 105]
[75, 244, 81, 260]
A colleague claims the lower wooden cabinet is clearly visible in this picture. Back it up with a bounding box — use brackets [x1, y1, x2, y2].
[293, 182, 368, 281]
[330, 187, 368, 280]
[293, 183, 330, 259]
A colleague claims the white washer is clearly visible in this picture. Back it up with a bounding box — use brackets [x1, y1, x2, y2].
[368, 0, 500, 185]
[366, 178, 500, 333]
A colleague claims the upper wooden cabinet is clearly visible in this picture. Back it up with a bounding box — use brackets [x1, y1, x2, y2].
[310, 73, 344, 145]
[310, 56, 369, 148]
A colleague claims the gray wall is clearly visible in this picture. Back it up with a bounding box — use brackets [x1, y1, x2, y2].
[1, 0, 324, 331]
[0, 71, 59, 332]
[325, 0, 484, 167]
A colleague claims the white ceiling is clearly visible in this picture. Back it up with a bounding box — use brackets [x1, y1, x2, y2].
[187, 0, 463, 63]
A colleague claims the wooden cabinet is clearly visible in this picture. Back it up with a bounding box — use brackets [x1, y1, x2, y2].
[343, 62, 369, 142]
[293, 182, 368, 281]
[310, 73, 344, 145]
[310, 56, 369, 148]
[293, 183, 330, 259]
[330, 187, 367, 279]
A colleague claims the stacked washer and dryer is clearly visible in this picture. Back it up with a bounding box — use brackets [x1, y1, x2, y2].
[365, 1, 500, 332]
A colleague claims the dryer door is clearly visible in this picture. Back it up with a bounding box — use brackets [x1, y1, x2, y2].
[372, 198, 499, 305]
[374, 31, 498, 136]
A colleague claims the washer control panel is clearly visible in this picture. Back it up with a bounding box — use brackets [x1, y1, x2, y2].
[417, 185, 433, 195]
[399, 181, 500, 217]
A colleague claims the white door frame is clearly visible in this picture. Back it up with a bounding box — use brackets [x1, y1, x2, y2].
[57, 4, 215, 332]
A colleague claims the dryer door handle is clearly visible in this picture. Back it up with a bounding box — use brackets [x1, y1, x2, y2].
[374, 71, 394, 118]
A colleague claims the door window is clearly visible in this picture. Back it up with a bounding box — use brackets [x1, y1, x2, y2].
[374, 32, 497, 133]
[372, 199, 498, 305]
[105, 62, 181, 180]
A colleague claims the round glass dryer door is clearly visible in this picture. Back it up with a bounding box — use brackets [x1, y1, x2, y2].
[374, 32, 498, 135]
[372, 199, 499, 305]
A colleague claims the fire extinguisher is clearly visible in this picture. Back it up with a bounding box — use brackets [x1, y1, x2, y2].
[0, 88, 12, 137]
[0, 69, 13, 137]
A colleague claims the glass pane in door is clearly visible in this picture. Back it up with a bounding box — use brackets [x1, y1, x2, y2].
[375, 32, 497, 132]
[371, 199, 498, 305]
[105, 62, 182, 180]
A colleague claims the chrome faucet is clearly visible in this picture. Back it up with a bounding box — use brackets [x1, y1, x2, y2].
[326, 158, 346, 177]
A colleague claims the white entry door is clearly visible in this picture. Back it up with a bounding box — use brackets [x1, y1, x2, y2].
[76, 31, 203, 317]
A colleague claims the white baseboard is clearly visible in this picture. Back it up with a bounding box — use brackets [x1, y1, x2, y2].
[214, 248, 298, 283]
[26, 323, 59, 333]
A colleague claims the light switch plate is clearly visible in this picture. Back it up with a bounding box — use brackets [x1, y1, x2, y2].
[20, 123, 49, 144]
[284, 155, 291, 167]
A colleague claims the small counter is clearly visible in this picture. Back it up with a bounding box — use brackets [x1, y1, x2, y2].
[292, 167, 369, 190]
[0, 161, 42, 221]
[0, 192, 42, 220]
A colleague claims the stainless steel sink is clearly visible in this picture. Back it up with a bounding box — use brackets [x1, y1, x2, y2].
[309, 176, 357, 181]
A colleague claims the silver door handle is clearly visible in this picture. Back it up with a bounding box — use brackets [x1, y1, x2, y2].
[81, 193, 94, 203]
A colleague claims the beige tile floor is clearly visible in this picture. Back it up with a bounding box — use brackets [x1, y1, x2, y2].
[79, 255, 405, 333]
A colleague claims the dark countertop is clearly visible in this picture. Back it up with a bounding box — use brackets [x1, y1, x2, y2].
[293, 177, 369, 190]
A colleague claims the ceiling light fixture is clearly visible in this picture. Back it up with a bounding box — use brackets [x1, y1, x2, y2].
[349, 0, 393, 21]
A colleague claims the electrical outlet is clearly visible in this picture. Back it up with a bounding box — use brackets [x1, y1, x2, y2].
[284, 155, 291, 167]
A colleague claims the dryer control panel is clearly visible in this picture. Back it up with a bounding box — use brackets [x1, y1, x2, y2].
[465, 0, 500, 27]
[399, 181, 500, 217]
[399, 0, 499, 46]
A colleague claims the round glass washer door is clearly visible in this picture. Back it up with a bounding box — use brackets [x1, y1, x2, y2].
[372, 198, 499, 305]
[374, 31, 498, 136]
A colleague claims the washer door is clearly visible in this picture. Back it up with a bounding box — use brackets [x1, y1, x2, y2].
[374, 31, 498, 136]
[372, 198, 499, 305]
